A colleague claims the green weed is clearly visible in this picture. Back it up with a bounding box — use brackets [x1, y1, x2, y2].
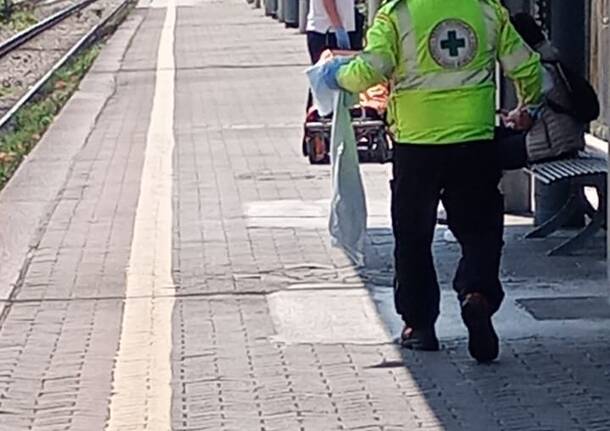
[0, 45, 101, 188]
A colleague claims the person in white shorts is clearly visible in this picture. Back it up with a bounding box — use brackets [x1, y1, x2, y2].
[306, 0, 362, 63]
[303, 0, 363, 158]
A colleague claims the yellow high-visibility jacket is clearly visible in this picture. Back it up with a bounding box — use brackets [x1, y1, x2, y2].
[337, 0, 543, 144]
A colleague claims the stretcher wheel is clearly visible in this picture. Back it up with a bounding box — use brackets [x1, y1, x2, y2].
[302, 127, 308, 157]
[356, 129, 392, 164]
[306, 134, 330, 165]
[373, 130, 393, 163]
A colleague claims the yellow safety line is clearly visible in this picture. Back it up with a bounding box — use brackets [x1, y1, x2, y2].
[106, 0, 176, 428]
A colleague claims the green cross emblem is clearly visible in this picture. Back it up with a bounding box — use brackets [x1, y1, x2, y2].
[440, 30, 466, 57]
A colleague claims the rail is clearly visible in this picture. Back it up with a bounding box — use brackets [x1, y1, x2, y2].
[0, 0, 98, 59]
[0, 0, 133, 130]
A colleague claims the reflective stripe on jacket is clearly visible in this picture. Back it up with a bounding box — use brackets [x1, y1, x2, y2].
[337, 0, 543, 144]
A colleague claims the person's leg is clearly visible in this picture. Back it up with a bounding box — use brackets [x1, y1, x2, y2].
[441, 141, 504, 362]
[305, 32, 329, 111]
[349, 9, 365, 50]
[307, 31, 328, 64]
[392, 144, 443, 334]
[442, 141, 504, 312]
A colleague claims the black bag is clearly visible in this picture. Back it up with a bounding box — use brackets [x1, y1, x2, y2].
[543, 60, 600, 123]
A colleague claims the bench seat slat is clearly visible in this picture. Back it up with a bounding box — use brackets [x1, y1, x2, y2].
[525, 152, 607, 184]
[521, 150, 607, 256]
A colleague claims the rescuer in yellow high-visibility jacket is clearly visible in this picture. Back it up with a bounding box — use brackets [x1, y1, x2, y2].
[324, 0, 543, 363]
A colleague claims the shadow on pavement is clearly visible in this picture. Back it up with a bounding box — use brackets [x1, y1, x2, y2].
[357, 225, 610, 430]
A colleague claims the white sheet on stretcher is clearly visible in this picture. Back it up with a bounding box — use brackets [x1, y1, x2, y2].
[306, 61, 367, 267]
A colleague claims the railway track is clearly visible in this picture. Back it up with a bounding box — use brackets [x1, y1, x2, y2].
[12, 0, 71, 7]
[0, 0, 133, 130]
[10, 0, 65, 9]
[0, 0, 97, 58]
[0, 0, 77, 44]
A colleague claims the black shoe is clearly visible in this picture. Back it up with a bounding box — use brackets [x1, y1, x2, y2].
[461, 293, 499, 363]
[400, 326, 440, 351]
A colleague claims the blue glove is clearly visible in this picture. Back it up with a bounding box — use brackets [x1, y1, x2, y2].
[322, 57, 351, 90]
[335, 27, 351, 50]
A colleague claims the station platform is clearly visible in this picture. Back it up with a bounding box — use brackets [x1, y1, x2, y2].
[0, 0, 608, 429]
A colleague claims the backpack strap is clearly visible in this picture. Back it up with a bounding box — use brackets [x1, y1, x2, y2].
[540, 59, 575, 116]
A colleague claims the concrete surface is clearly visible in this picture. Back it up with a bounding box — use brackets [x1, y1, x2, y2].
[0, 0, 607, 429]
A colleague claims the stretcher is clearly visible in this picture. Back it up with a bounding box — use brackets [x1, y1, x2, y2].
[303, 51, 393, 165]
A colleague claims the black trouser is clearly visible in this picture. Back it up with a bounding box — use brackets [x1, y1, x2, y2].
[391, 141, 505, 330]
[306, 29, 364, 64]
[495, 127, 527, 170]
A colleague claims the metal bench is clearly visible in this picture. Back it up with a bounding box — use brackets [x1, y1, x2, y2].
[523, 151, 607, 256]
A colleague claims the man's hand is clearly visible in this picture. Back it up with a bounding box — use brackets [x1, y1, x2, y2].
[322, 0, 343, 28]
[321, 57, 351, 90]
[501, 107, 534, 131]
[335, 27, 351, 50]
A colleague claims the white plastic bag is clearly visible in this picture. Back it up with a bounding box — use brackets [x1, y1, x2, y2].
[306, 62, 368, 266]
[328, 92, 367, 266]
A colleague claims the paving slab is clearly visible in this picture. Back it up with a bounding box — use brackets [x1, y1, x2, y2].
[0, 16, 139, 312]
[171, 1, 610, 430]
[0, 7, 163, 429]
[0, 0, 607, 429]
